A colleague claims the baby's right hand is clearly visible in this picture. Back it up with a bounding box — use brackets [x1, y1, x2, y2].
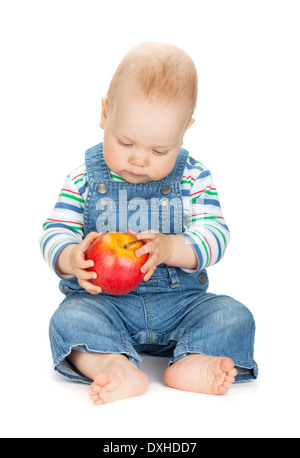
[69, 231, 102, 295]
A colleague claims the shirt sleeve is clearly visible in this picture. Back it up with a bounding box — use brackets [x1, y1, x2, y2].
[39, 165, 87, 276]
[181, 162, 230, 272]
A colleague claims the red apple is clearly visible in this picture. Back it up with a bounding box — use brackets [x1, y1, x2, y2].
[86, 232, 148, 295]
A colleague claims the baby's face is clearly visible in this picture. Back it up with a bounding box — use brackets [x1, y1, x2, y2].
[101, 84, 193, 184]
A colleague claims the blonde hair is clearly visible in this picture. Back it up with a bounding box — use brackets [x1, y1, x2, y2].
[107, 42, 198, 116]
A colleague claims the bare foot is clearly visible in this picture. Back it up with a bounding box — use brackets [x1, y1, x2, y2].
[90, 357, 149, 405]
[163, 354, 237, 395]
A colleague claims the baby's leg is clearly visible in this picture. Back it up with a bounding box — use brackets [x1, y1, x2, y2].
[163, 294, 257, 395]
[68, 351, 149, 405]
[50, 292, 149, 405]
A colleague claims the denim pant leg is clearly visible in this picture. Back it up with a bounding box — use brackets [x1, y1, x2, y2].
[49, 292, 143, 383]
[169, 293, 258, 382]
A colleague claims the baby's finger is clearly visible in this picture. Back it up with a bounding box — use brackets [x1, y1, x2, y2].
[76, 258, 95, 270]
[75, 268, 97, 281]
[78, 279, 102, 295]
[135, 241, 155, 258]
[137, 231, 155, 240]
[142, 266, 156, 282]
[81, 232, 102, 252]
[140, 253, 158, 274]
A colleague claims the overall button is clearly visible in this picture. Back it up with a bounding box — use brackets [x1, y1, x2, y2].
[161, 185, 172, 195]
[198, 273, 207, 284]
[97, 183, 108, 194]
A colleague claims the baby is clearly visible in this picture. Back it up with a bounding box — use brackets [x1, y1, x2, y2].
[40, 42, 258, 405]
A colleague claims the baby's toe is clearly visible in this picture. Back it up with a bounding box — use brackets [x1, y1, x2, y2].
[95, 398, 104, 406]
[225, 374, 236, 384]
[223, 380, 233, 390]
[90, 382, 103, 404]
[228, 368, 237, 377]
[220, 358, 235, 374]
[90, 383, 101, 394]
[218, 384, 228, 395]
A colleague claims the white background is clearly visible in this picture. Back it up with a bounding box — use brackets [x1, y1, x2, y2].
[1, 0, 299, 438]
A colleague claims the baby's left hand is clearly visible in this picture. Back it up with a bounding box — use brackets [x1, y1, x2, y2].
[127, 229, 172, 282]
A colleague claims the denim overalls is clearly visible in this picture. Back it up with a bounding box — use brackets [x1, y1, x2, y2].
[49, 143, 258, 384]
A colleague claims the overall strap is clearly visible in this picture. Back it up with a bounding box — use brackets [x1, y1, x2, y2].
[85, 143, 110, 180]
[161, 147, 189, 182]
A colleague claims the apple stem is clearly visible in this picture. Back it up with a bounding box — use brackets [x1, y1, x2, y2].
[124, 240, 140, 249]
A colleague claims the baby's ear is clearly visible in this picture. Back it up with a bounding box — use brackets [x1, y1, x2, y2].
[186, 117, 195, 131]
[100, 97, 109, 129]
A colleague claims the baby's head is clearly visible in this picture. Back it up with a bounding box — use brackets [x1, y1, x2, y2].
[101, 42, 198, 183]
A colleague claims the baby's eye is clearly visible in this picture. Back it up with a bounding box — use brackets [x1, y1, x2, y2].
[119, 141, 133, 148]
[153, 149, 167, 155]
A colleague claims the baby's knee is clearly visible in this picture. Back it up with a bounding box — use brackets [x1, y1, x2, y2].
[220, 296, 255, 332]
[49, 300, 87, 335]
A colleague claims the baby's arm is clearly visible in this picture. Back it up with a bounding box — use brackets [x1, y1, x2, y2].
[181, 165, 230, 270]
[39, 165, 87, 274]
[39, 165, 101, 293]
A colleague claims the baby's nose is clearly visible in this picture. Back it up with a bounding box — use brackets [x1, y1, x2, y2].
[129, 152, 149, 167]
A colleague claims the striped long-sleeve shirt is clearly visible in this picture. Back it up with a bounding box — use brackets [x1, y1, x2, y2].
[39, 155, 230, 276]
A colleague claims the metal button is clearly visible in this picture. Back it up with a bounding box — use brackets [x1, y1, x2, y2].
[161, 185, 172, 195]
[198, 273, 207, 284]
[97, 183, 108, 194]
